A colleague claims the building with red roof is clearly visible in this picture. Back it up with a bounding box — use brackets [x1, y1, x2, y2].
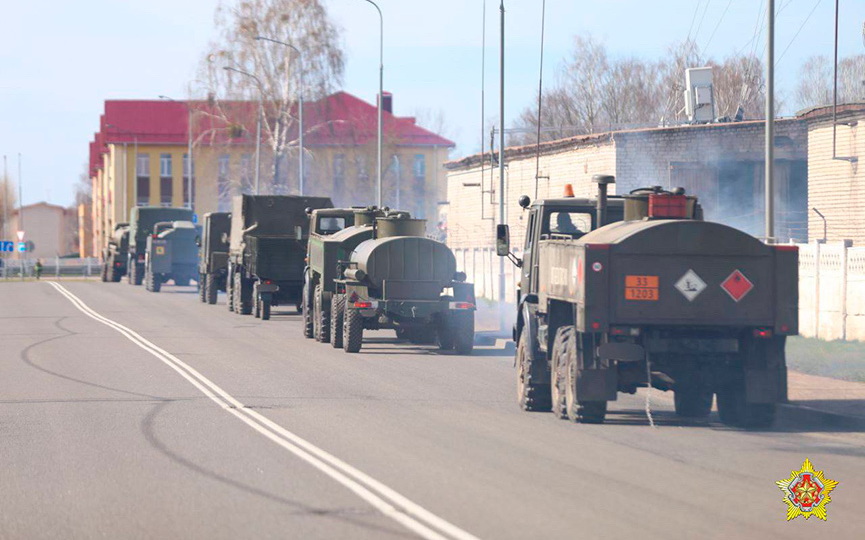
[88, 92, 454, 255]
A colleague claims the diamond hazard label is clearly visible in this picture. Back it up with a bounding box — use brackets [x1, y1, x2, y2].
[675, 269, 706, 302]
[721, 270, 754, 302]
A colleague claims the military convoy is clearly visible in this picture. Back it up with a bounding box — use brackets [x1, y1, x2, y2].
[126, 206, 194, 286]
[143, 220, 201, 293]
[304, 207, 476, 354]
[101, 223, 129, 282]
[197, 212, 231, 304]
[496, 176, 798, 427]
[226, 194, 333, 320]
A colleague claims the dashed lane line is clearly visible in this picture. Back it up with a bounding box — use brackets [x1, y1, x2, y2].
[47, 281, 480, 540]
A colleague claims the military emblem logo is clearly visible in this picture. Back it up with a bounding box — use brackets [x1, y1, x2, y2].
[776, 458, 838, 521]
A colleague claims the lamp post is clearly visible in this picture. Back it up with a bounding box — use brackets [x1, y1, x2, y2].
[224, 66, 263, 195]
[254, 36, 305, 195]
[159, 95, 195, 211]
[363, 0, 384, 207]
[105, 123, 138, 220]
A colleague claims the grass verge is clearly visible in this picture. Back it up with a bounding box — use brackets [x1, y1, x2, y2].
[786, 336, 865, 383]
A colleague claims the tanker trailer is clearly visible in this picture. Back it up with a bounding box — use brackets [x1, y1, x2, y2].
[227, 194, 332, 320]
[303, 206, 380, 344]
[143, 220, 200, 292]
[101, 223, 129, 282]
[127, 206, 194, 285]
[336, 214, 476, 354]
[198, 212, 231, 304]
[498, 178, 798, 428]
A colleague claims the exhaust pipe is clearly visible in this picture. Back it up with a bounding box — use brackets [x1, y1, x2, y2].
[593, 175, 615, 228]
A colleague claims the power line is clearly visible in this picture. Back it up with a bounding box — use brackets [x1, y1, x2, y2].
[703, 0, 733, 53]
[685, 0, 703, 44]
[694, 0, 713, 41]
[776, 0, 825, 67]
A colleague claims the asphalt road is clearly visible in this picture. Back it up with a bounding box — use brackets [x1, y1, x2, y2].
[1, 279, 863, 539]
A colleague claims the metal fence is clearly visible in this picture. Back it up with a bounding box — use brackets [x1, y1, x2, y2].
[0, 257, 101, 279]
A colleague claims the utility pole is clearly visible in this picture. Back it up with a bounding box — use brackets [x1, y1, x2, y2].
[498, 0, 506, 324]
[18, 153, 23, 280]
[765, 0, 775, 242]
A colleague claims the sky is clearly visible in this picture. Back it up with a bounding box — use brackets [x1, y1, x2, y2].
[0, 0, 863, 209]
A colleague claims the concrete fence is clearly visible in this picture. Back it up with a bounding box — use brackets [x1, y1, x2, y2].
[454, 242, 865, 343]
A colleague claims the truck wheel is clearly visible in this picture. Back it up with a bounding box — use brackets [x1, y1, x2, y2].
[550, 326, 573, 419]
[112, 265, 123, 282]
[134, 263, 144, 286]
[314, 285, 330, 343]
[301, 282, 314, 338]
[516, 326, 551, 412]
[234, 272, 252, 315]
[343, 305, 364, 353]
[226, 270, 235, 312]
[205, 274, 218, 305]
[100, 263, 108, 282]
[330, 293, 345, 348]
[253, 284, 261, 319]
[717, 382, 775, 429]
[198, 274, 206, 302]
[261, 298, 271, 320]
[436, 315, 455, 350]
[564, 326, 606, 424]
[128, 261, 136, 285]
[126, 258, 133, 284]
[452, 312, 474, 355]
[674, 387, 714, 418]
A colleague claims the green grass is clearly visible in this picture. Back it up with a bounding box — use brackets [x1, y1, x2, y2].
[786, 336, 865, 383]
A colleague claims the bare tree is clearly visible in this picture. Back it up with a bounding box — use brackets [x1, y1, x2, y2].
[656, 39, 703, 125]
[709, 54, 765, 120]
[795, 54, 865, 110]
[0, 173, 17, 239]
[197, 0, 345, 193]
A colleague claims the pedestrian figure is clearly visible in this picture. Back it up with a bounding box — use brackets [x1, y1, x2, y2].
[34, 259, 43, 280]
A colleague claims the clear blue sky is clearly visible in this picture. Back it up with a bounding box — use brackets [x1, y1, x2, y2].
[1, 0, 863, 208]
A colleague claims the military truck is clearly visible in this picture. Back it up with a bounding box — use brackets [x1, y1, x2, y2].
[226, 194, 333, 320]
[198, 212, 231, 304]
[496, 176, 798, 427]
[303, 207, 386, 344]
[143, 220, 200, 292]
[127, 206, 194, 285]
[101, 223, 129, 282]
[334, 212, 476, 354]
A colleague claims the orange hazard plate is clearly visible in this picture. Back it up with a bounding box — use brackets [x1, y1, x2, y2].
[625, 275, 659, 301]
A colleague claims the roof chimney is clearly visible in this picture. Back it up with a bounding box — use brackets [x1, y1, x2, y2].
[380, 92, 393, 114]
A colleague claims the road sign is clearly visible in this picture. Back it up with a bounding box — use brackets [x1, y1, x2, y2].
[16, 231, 24, 241]
[0, 241, 14, 252]
[192, 214, 198, 224]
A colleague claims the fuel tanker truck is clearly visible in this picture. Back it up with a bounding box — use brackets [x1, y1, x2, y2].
[127, 206, 194, 285]
[497, 175, 798, 428]
[101, 223, 129, 282]
[144, 220, 201, 292]
[198, 212, 231, 304]
[226, 194, 332, 320]
[334, 212, 476, 354]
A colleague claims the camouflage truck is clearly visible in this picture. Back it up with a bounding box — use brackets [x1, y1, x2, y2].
[127, 206, 194, 285]
[227, 195, 333, 320]
[101, 223, 129, 282]
[497, 176, 798, 427]
[197, 212, 231, 305]
[334, 212, 476, 354]
[144, 220, 201, 293]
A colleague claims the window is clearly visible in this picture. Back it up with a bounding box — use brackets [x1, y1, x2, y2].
[333, 154, 346, 191]
[546, 212, 592, 237]
[217, 154, 231, 212]
[136, 153, 150, 206]
[183, 154, 195, 208]
[356, 155, 369, 183]
[316, 216, 346, 235]
[240, 153, 253, 194]
[159, 154, 173, 206]
[413, 154, 426, 180]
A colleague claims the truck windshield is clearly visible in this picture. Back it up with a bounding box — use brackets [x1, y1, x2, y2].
[547, 212, 592, 237]
[317, 216, 346, 235]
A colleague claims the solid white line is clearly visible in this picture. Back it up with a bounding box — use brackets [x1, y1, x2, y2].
[47, 281, 480, 540]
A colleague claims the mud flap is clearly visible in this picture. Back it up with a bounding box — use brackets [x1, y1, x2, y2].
[745, 366, 787, 404]
[576, 368, 618, 401]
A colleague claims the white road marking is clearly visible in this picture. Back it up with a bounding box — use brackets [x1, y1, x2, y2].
[47, 281, 479, 540]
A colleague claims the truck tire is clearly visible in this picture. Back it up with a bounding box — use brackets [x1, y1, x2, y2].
[343, 305, 364, 353]
[717, 381, 775, 429]
[314, 285, 330, 343]
[111, 265, 122, 282]
[226, 270, 235, 312]
[205, 274, 218, 305]
[516, 326, 552, 412]
[198, 274, 207, 302]
[330, 293, 345, 348]
[128, 260, 136, 285]
[563, 326, 606, 424]
[146, 268, 161, 293]
[452, 312, 474, 355]
[133, 262, 144, 285]
[261, 298, 271, 320]
[436, 315, 455, 350]
[126, 257, 133, 284]
[674, 387, 714, 418]
[253, 284, 261, 319]
[301, 282, 313, 338]
[550, 326, 572, 419]
[234, 272, 252, 315]
[100, 263, 108, 282]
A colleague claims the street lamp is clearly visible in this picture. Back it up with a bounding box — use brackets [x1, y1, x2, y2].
[223, 66, 263, 195]
[254, 36, 305, 195]
[363, 0, 384, 207]
[159, 95, 195, 211]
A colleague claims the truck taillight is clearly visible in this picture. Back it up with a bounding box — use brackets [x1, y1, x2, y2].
[449, 301, 475, 310]
[753, 328, 774, 339]
[775, 245, 798, 252]
[354, 301, 374, 309]
[610, 326, 641, 337]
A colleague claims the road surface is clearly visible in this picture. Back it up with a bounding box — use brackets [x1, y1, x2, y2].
[1, 280, 863, 539]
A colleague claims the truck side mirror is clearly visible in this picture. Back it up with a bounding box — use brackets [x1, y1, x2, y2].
[496, 224, 510, 257]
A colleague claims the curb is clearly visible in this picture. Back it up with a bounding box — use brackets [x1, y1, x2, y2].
[778, 402, 865, 430]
